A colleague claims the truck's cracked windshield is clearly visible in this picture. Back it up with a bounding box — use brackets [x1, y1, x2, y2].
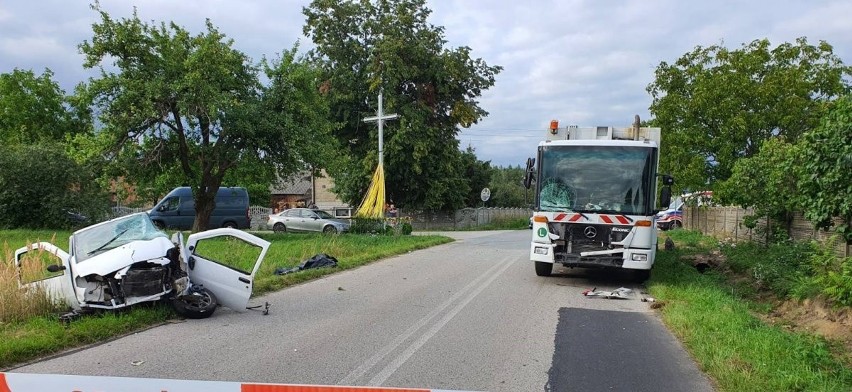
[74, 214, 168, 262]
[537, 145, 656, 216]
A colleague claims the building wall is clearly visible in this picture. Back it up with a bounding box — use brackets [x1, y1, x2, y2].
[314, 170, 349, 209]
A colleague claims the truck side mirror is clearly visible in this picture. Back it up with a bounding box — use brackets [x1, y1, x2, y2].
[660, 187, 672, 208]
[523, 157, 536, 189]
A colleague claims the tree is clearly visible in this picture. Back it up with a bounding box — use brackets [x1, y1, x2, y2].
[647, 38, 851, 191]
[0, 69, 88, 145]
[79, 6, 334, 231]
[489, 165, 528, 208]
[303, 0, 501, 211]
[0, 143, 108, 229]
[459, 146, 494, 207]
[716, 138, 800, 241]
[797, 95, 852, 240]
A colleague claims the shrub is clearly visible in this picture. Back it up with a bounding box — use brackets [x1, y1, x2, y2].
[806, 237, 852, 307]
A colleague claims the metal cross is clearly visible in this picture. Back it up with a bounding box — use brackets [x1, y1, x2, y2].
[362, 89, 398, 167]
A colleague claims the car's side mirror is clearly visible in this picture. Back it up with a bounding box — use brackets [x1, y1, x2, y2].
[46, 264, 66, 273]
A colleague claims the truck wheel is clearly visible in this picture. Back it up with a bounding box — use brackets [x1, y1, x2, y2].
[173, 288, 218, 319]
[223, 221, 237, 229]
[535, 262, 553, 277]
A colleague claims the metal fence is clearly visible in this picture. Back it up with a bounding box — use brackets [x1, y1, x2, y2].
[683, 206, 851, 258]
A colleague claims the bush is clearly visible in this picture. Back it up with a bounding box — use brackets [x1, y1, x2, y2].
[721, 240, 816, 297]
[806, 237, 852, 307]
[0, 143, 110, 229]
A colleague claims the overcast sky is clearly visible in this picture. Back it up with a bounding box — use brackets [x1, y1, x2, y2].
[2, 0, 850, 167]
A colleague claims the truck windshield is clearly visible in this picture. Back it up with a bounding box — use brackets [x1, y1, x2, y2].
[537, 145, 657, 216]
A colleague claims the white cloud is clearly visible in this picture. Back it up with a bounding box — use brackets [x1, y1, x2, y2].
[1, 0, 850, 167]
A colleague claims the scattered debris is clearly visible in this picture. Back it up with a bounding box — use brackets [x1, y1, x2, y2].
[275, 253, 339, 275]
[641, 297, 656, 302]
[246, 302, 270, 315]
[664, 237, 675, 251]
[338, 286, 345, 291]
[131, 360, 144, 366]
[582, 287, 632, 299]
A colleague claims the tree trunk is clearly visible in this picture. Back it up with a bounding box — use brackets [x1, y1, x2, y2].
[192, 186, 218, 232]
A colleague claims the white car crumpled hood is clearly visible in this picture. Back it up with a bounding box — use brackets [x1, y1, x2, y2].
[74, 236, 174, 277]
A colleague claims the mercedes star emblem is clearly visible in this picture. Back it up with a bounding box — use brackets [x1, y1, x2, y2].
[583, 226, 597, 238]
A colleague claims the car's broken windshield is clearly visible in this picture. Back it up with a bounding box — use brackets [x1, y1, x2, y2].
[74, 213, 168, 263]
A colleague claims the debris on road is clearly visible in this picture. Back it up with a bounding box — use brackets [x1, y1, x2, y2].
[275, 253, 339, 275]
[641, 297, 656, 302]
[582, 287, 632, 299]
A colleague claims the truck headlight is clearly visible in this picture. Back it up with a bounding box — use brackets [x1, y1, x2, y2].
[631, 253, 648, 262]
[534, 247, 549, 255]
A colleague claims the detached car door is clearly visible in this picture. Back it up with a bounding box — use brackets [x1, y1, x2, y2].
[15, 242, 80, 310]
[184, 228, 270, 312]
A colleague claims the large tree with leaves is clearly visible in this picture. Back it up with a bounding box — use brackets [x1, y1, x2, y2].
[797, 95, 852, 239]
[0, 68, 88, 145]
[79, 6, 334, 230]
[647, 38, 851, 191]
[303, 0, 501, 211]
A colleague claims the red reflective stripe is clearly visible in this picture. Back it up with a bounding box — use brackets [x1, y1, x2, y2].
[0, 373, 10, 392]
[569, 214, 582, 222]
[554, 213, 567, 221]
[616, 216, 630, 224]
[241, 385, 429, 392]
[600, 215, 613, 224]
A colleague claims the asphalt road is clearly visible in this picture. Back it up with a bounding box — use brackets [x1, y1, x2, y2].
[11, 230, 714, 391]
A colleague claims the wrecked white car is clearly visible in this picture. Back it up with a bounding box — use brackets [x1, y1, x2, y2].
[14, 212, 270, 319]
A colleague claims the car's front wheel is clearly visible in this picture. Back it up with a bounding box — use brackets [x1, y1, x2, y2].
[172, 287, 218, 319]
[323, 225, 338, 234]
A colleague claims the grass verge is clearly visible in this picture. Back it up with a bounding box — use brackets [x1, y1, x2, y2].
[649, 230, 852, 391]
[1, 230, 451, 369]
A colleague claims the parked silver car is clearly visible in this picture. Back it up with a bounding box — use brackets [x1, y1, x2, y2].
[267, 208, 350, 234]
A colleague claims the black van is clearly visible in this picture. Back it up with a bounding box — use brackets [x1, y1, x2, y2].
[148, 187, 250, 230]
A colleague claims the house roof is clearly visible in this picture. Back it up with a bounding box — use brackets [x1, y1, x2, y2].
[270, 172, 311, 195]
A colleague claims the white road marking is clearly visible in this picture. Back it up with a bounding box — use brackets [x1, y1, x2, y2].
[367, 256, 516, 386]
[338, 255, 512, 386]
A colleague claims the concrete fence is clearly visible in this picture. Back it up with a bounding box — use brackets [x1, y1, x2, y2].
[683, 206, 851, 258]
[113, 205, 533, 231]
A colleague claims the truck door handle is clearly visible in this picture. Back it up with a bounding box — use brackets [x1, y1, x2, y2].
[239, 277, 250, 284]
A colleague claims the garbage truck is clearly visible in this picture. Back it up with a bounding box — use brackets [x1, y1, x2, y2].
[522, 116, 673, 281]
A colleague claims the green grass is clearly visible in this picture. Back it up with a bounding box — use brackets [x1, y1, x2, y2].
[0, 304, 174, 368]
[649, 230, 852, 391]
[0, 229, 452, 369]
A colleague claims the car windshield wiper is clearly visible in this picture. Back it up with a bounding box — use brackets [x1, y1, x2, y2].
[87, 228, 129, 256]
